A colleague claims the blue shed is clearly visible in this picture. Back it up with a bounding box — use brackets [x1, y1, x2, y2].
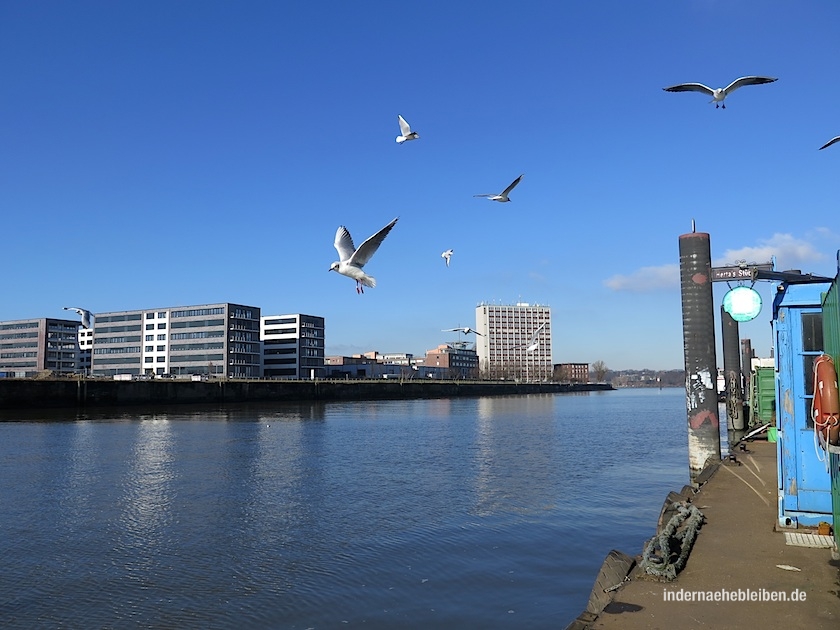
[773, 280, 833, 527]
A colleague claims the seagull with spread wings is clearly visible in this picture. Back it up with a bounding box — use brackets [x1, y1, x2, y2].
[63, 307, 93, 329]
[329, 218, 399, 293]
[663, 76, 777, 109]
[395, 115, 419, 144]
[441, 249, 453, 267]
[474, 174, 523, 202]
[442, 327, 483, 336]
[819, 136, 840, 150]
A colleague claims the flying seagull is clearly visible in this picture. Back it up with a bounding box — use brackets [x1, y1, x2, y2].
[442, 327, 483, 336]
[63, 306, 93, 329]
[662, 76, 777, 108]
[441, 249, 453, 267]
[330, 217, 399, 293]
[524, 323, 546, 352]
[819, 136, 840, 150]
[474, 174, 523, 202]
[396, 115, 419, 144]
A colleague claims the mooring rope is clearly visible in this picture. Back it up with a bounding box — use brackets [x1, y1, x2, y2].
[639, 502, 705, 580]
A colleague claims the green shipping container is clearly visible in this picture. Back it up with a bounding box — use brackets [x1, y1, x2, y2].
[748, 366, 776, 427]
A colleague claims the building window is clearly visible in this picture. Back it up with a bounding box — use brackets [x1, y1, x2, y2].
[158, 312, 167, 318]
[144, 357, 153, 363]
[158, 323, 166, 329]
[157, 334, 166, 341]
[146, 324, 154, 330]
[146, 313, 154, 319]
[145, 346, 153, 352]
[157, 357, 165, 363]
[145, 335, 154, 341]
[157, 345, 165, 351]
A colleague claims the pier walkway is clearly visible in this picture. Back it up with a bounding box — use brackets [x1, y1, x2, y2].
[579, 439, 839, 629]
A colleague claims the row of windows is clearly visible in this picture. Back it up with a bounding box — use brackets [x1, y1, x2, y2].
[0, 352, 37, 358]
[96, 314, 142, 323]
[264, 318, 296, 325]
[0, 332, 39, 339]
[145, 323, 167, 330]
[171, 308, 225, 318]
[0, 342, 38, 349]
[93, 346, 141, 355]
[170, 342, 224, 351]
[171, 331, 224, 340]
[170, 353, 225, 363]
[0, 322, 38, 330]
[144, 357, 167, 363]
[145, 334, 167, 341]
[92, 357, 139, 365]
[144, 345, 167, 352]
[264, 327, 296, 335]
[145, 312, 168, 319]
[171, 319, 225, 329]
[96, 325, 142, 333]
[95, 335, 143, 344]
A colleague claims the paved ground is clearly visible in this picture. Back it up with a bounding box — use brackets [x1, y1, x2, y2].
[577, 440, 840, 630]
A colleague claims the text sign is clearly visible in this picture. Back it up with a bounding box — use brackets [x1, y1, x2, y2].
[710, 263, 774, 282]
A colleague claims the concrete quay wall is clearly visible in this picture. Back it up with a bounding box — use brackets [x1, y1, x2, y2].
[0, 379, 613, 410]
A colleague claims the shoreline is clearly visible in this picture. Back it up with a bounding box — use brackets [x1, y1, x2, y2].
[0, 378, 614, 411]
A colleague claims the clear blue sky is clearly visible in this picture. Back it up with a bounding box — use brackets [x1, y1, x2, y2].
[2, 1, 839, 371]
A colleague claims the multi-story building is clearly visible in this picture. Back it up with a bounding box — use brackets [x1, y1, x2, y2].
[475, 302, 552, 381]
[0, 318, 80, 377]
[91, 303, 261, 378]
[261, 314, 325, 379]
[424, 343, 479, 379]
[553, 362, 589, 383]
[77, 327, 94, 374]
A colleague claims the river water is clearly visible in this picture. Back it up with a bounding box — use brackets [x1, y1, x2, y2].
[0, 388, 691, 629]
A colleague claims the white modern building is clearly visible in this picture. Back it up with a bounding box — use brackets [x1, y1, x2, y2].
[475, 302, 552, 381]
[91, 303, 261, 378]
[261, 314, 325, 379]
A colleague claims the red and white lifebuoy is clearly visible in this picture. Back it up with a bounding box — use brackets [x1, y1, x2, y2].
[812, 354, 840, 447]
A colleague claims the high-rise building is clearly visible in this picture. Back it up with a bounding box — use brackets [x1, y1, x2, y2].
[0, 318, 81, 377]
[475, 302, 552, 381]
[261, 314, 325, 379]
[91, 303, 261, 378]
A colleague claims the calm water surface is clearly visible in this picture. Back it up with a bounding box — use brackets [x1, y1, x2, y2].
[0, 388, 690, 629]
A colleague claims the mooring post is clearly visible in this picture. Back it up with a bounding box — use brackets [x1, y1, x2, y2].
[721, 306, 745, 432]
[679, 232, 722, 482]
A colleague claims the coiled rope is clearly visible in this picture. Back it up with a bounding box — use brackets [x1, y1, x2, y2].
[639, 503, 705, 580]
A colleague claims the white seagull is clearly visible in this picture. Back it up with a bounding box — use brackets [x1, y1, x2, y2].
[330, 217, 399, 293]
[524, 323, 546, 352]
[819, 136, 840, 150]
[442, 327, 483, 336]
[63, 306, 93, 329]
[474, 174, 523, 202]
[662, 76, 777, 109]
[441, 249, 453, 267]
[396, 115, 419, 144]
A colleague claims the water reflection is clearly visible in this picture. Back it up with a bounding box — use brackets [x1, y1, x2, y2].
[473, 395, 560, 516]
[119, 417, 174, 564]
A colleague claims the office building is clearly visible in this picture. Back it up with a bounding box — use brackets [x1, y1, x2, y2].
[475, 302, 552, 381]
[0, 318, 81, 377]
[424, 343, 479, 379]
[261, 314, 325, 379]
[91, 303, 261, 378]
[553, 362, 589, 383]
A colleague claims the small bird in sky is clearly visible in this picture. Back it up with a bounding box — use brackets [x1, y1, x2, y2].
[442, 327, 483, 336]
[396, 115, 419, 144]
[524, 323, 546, 352]
[330, 217, 399, 294]
[819, 136, 840, 150]
[63, 306, 93, 329]
[662, 76, 777, 109]
[441, 249, 453, 267]
[474, 174, 523, 202]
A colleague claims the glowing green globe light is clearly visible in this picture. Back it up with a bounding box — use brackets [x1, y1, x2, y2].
[722, 286, 762, 322]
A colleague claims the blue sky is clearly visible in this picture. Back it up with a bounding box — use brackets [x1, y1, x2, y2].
[2, 1, 839, 371]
